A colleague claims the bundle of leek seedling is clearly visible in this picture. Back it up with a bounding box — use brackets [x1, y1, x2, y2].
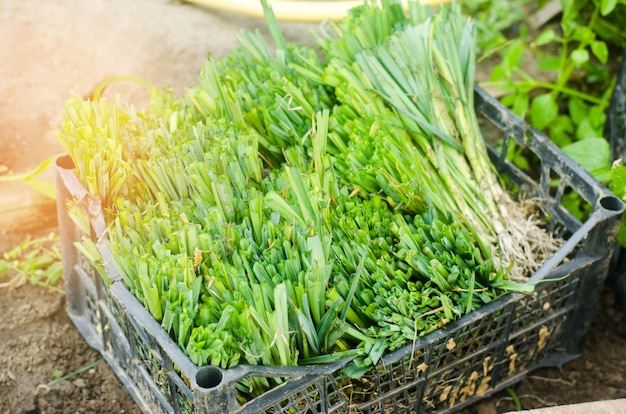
[305, 0, 560, 279]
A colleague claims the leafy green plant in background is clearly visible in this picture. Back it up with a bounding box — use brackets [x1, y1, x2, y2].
[462, 0, 531, 52]
[0, 151, 63, 293]
[0, 233, 64, 293]
[0, 154, 59, 199]
[473, 0, 626, 221]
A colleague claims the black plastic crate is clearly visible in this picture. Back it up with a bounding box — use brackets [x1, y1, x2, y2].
[55, 86, 624, 414]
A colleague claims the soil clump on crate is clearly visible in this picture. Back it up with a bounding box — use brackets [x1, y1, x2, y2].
[0, 0, 625, 413]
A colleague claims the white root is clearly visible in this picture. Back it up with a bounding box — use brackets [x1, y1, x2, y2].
[492, 194, 562, 282]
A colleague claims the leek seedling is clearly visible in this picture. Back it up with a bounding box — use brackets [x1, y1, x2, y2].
[311, 0, 560, 279]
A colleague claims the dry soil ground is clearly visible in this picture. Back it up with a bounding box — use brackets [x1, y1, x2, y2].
[1, 1, 625, 413]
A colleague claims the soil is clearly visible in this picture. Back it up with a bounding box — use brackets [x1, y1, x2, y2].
[0, 1, 625, 413]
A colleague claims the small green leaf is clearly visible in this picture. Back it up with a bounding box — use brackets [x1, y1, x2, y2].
[575, 107, 605, 140]
[24, 177, 57, 200]
[561, 138, 610, 174]
[562, 20, 578, 37]
[511, 92, 529, 117]
[506, 143, 529, 170]
[561, 0, 575, 20]
[576, 117, 605, 139]
[601, 0, 618, 15]
[501, 40, 525, 71]
[611, 163, 626, 199]
[588, 105, 607, 128]
[530, 93, 558, 130]
[568, 98, 588, 125]
[490, 65, 508, 82]
[538, 56, 562, 72]
[585, 63, 610, 83]
[591, 166, 611, 183]
[501, 94, 516, 108]
[591, 40, 609, 64]
[561, 192, 588, 220]
[572, 26, 594, 43]
[535, 29, 557, 46]
[549, 115, 574, 147]
[570, 49, 589, 67]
